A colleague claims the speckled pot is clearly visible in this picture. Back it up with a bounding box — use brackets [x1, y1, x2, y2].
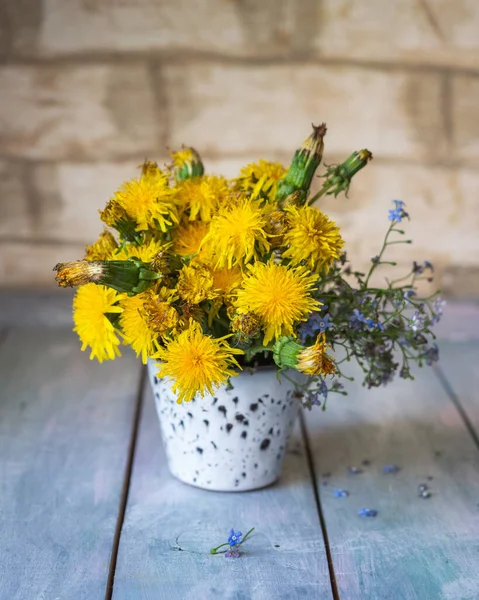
[147, 359, 306, 492]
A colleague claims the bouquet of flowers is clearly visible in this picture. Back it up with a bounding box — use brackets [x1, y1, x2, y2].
[54, 124, 443, 406]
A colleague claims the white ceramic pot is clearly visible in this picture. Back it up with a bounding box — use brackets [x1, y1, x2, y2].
[147, 359, 306, 492]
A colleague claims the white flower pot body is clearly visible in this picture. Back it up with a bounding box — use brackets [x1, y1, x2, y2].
[147, 360, 306, 492]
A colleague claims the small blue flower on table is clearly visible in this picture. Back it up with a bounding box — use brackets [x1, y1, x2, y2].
[348, 466, 363, 475]
[358, 508, 378, 517]
[228, 529, 242, 547]
[210, 527, 254, 558]
[382, 464, 400, 474]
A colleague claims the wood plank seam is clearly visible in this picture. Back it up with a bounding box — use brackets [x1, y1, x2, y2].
[299, 410, 341, 600]
[433, 364, 479, 450]
[105, 366, 147, 600]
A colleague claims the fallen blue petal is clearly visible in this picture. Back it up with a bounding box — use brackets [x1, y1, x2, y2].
[358, 508, 378, 517]
[348, 466, 363, 475]
[333, 489, 349, 498]
[382, 464, 400, 474]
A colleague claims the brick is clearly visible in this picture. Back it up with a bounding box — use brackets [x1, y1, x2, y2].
[452, 74, 479, 165]
[203, 157, 254, 180]
[0, 242, 86, 288]
[164, 63, 447, 162]
[30, 160, 167, 243]
[0, 65, 163, 160]
[0, 0, 42, 58]
[38, 0, 294, 57]
[0, 161, 32, 238]
[313, 0, 479, 69]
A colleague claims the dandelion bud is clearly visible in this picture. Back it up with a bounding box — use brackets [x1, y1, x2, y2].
[149, 247, 183, 275]
[177, 264, 215, 304]
[232, 312, 262, 340]
[317, 149, 373, 199]
[85, 230, 118, 261]
[54, 261, 104, 288]
[264, 210, 286, 247]
[143, 296, 179, 336]
[171, 147, 204, 182]
[54, 259, 161, 295]
[273, 333, 335, 376]
[100, 200, 140, 243]
[141, 160, 161, 177]
[276, 123, 327, 205]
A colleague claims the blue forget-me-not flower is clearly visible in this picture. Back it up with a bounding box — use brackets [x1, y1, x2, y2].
[228, 529, 242, 547]
[388, 200, 408, 223]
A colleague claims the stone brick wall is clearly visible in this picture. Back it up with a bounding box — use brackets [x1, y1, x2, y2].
[1, 0, 478, 295]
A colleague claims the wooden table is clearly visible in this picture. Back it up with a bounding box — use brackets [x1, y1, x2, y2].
[1, 293, 478, 600]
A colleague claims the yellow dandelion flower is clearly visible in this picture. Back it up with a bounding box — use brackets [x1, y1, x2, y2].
[173, 221, 210, 257]
[211, 266, 243, 299]
[177, 264, 216, 304]
[154, 322, 243, 403]
[176, 175, 229, 222]
[114, 239, 165, 263]
[73, 283, 123, 363]
[119, 292, 161, 364]
[235, 261, 320, 345]
[85, 230, 118, 261]
[297, 334, 336, 376]
[201, 199, 270, 269]
[282, 205, 344, 273]
[113, 170, 177, 232]
[237, 160, 286, 201]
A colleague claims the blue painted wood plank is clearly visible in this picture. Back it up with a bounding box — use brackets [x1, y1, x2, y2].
[432, 303, 479, 342]
[305, 359, 479, 599]
[112, 384, 333, 600]
[0, 290, 75, 328]
[0, 327, 142, 600]
[434, 341, 479, 433]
